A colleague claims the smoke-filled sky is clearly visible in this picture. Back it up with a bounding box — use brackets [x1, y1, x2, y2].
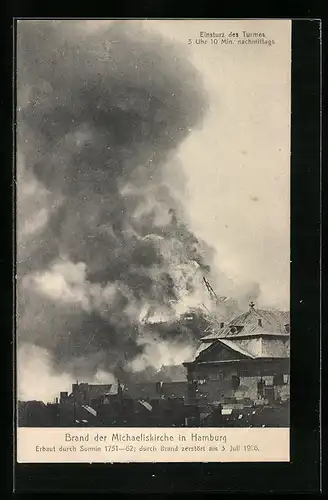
[16, 20, 291, 401]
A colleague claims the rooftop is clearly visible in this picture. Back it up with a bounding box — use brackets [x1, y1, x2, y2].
[201, 306, 290, 342]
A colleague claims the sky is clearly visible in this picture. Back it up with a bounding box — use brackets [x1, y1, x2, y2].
[139, 20, 291, 309]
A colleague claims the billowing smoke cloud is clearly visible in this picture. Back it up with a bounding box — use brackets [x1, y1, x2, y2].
[16, 21, 260, 393]
[18, 343, 116, 403]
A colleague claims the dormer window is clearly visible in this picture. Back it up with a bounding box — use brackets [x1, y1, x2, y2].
[258, 319, 262, 327]
[284, 324, 290, 333]
[229, 325, 242, 334]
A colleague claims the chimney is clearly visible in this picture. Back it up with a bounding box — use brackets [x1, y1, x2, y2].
[220, 322, 224, 328]
[258, 319, 262, 327]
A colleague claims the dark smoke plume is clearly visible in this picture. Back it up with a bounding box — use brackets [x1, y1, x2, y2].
[17, 20, 224, 383]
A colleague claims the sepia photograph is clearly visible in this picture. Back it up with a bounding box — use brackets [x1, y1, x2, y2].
[16, 19, 291, 445]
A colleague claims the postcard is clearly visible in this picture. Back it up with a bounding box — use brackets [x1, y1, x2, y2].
[16, 19, 291, 463]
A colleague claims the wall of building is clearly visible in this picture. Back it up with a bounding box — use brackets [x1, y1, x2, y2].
[187, 359, 290, 404]
[18, 401, 51, 427]
[191, 358, 289, 379]
[234, 375, 289, 402]
[71, 383, 113, 404]
[233, 337, 290, 358]
[125, 381, 189, 400]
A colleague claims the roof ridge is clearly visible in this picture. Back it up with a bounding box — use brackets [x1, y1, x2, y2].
[252, 309, 267, 319]
[254, 307, 289, 312]
[227, 310, 250, 324]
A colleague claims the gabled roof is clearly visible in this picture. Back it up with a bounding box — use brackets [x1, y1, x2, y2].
[194, 342, 214, 358]
[201, 307, 290, 341]
[193, 338, 256, 363]
[218, 339, 256, 359]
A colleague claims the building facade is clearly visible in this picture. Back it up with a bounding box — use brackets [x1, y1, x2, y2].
[184, 304, 290, 406]
[60, 382, 115, 406]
